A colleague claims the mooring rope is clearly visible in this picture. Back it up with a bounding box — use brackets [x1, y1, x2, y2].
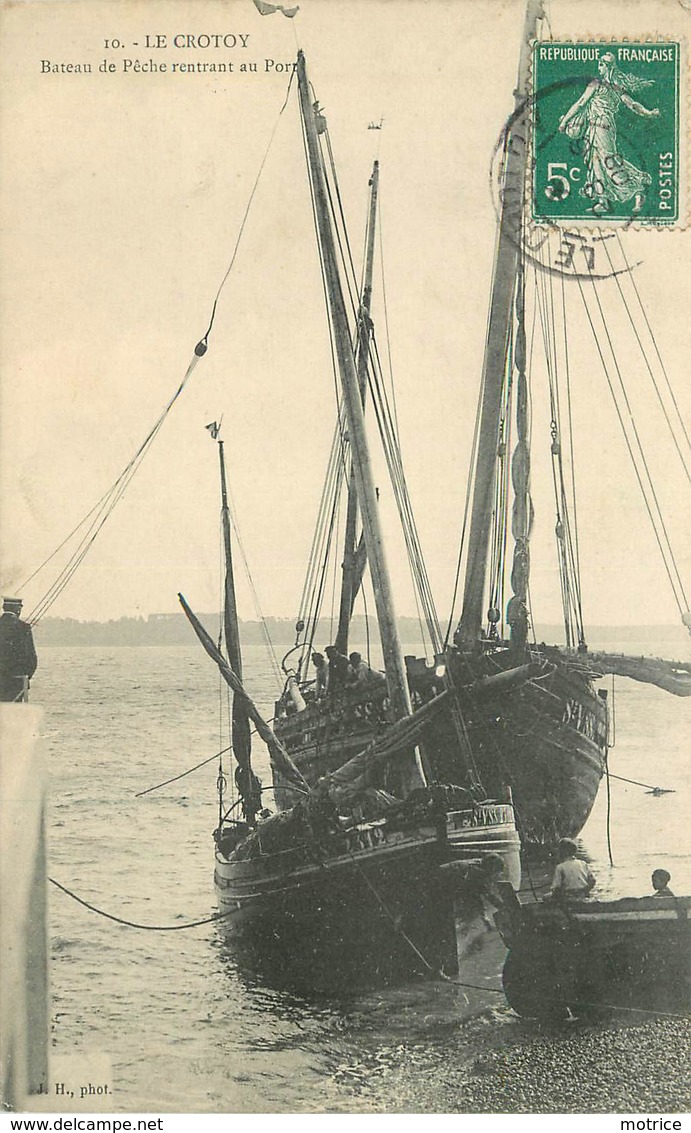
[49, 877, 233, 931]
[47, 875, 691, 1019]
[607, 771, 675, 793]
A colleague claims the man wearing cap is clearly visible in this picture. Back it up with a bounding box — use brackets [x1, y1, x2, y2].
[0, 598, 38, 702]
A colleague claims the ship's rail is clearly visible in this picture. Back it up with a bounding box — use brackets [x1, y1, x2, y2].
[215, 818, 425, 883]
[274, 684, 391, 752]
[216, 802, 517, 878]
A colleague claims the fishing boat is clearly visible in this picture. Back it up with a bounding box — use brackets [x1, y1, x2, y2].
[269, 1, 691, 847]
[213, 765, 520, 990]
[174, 51, 522, 990]
[494, 883, 691, 1018]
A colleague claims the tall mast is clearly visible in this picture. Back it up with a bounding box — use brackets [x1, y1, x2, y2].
[296, 53, 415, 729]
[217, 436, 255, 820]
[219, 439, 242, 679]
[335, 160, 379, 656]
[456, 1, 543, 646]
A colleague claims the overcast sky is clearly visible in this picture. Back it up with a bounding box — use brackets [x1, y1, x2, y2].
[1, 0, 689, 640]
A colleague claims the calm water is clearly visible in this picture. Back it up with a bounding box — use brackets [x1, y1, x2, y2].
[35, 640, 690, 1112]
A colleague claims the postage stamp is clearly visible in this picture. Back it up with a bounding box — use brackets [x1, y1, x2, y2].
[531, 42, 682, 225]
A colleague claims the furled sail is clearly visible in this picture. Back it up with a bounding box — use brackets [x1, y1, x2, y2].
[322, 660, 548, 803]
[507, 263, 533, 648]
[322, 691, 450, 802]
[178, 593, 309, 795]
[586, 652, 691, 697]
[216, 437, 257, 820]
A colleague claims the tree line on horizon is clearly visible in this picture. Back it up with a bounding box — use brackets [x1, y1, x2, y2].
[32, 612, 681, 648]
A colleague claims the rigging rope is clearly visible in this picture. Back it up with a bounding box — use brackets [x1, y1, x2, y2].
[295, 415, 345, 671]
[486, 319, 514, 640]
[607, 771, 674, 793]
[533, 241, 585, 647]
[376, 198, 401, 441]
[199, 69, 296, 348]
[560, 259, 583, 630]
[604, 748, 614, 867]
[21, 70, 296, 624]
[296, 99, 444, 670]
[575, 266, 689, 622]
[374, 197, 429, 655]
[218, 524, 230, 823]
[609, 236, 691, 480]
[447, 171, 515, 645]
[295, 98, 353, 670]
[25, 354, 202, 625]
[224, 470, 283, 687]
[135, 745, 231, 797]
[367, 335, 443, 654]
[444, 363, 483, 649]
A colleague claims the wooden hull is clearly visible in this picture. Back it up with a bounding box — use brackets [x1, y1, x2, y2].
[274, 646, 608, 846]
[497, 895, 691, 1018]
[424, 649, 608, 845]
[214, 805, 520, 992]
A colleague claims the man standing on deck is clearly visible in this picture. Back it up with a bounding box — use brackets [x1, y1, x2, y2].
[324, 645, 350, 693]
[0, 597, 38, 702]
[311, 651, 329, 697]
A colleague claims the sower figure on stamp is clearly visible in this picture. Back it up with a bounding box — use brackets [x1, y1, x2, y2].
[0, 597, 38, 702]
[558, 53, 660, 216]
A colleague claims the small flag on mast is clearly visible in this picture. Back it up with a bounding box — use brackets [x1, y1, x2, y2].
[206, 421, 221, 440]
[253, 0, 300, 16]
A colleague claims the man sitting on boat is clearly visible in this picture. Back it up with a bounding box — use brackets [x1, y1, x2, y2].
[651, 868, 675, 897]
[348, 651, 387, 688]
[549, 838, 596, 901]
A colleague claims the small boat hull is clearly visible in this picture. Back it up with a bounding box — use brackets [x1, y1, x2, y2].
[496, 894, 691, 1018]
[215, 805, 520, 991]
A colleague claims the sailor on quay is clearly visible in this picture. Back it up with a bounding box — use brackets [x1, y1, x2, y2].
[0, 597, 38, 702]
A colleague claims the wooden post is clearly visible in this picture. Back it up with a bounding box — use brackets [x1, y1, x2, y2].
[0, 705, 49, 1109]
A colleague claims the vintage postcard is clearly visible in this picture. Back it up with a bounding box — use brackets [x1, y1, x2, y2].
[1, 0, 690, 1120]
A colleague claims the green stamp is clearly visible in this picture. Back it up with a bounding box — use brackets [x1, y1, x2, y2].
[532, 42, 681, 224]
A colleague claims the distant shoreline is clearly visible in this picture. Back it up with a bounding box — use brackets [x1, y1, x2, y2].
[33, 613, 688, 649]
